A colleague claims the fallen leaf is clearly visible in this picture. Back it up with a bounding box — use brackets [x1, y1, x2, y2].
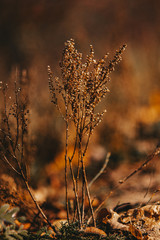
[97, 208, 112, 223]
[15, 220, 31, 230]
[84, 227, 107, 237]
[129, 224, 143, 240]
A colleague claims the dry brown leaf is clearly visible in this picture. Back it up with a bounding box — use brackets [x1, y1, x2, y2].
[21, 222, 31, 230]
[97, 208, 112, 223]
[97, 208, 129, 231]
[108, 210, 129, 231]
[129, 224, 143, 240]
[84, 227, 107, 237]
[15, 220, 31, 230]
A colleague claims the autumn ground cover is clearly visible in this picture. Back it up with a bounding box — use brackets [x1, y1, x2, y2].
[1, 38, 160, 240]
[1, 1, 160, 239]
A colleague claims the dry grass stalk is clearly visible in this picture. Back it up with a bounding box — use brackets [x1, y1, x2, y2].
[48, 39, 126, 228]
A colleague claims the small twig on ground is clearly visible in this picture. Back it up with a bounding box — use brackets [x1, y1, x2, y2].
[88, 144, 160, 224]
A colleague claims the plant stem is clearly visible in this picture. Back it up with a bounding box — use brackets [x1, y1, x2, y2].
[69, 157, 82, 228]
[82, 159, 96, 227]
[65, 96, 70, 223]
[88, 152, 110, 188]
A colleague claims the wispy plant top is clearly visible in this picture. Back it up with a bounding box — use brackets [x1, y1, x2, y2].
[48, 39, 126, 135]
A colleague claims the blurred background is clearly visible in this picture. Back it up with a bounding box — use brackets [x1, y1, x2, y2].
[1, 0, 160, 212]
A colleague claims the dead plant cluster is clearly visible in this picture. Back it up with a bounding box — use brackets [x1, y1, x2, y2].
[2, 39, 159, 240]
[0, 78, 57, 233]
[48, 39, 126, 229]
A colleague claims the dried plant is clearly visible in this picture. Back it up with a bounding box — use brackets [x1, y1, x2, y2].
[48, 39, 126, 229]
[0, 75, 58, 234]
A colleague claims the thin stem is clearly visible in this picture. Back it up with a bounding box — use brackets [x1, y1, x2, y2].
[2, 154, 21, 175]
[14, 81, 19, 152]
[81, 114, 94, 225]
[75, 98, 81, 193]
[69, 125, 79, 220]
[88, 152, 110, 188]
[3, 88, 14, 151]
[82, 159, 96, 227]
[79, 133, 85, 226]
[83, 113, 94, 158]
[23, 178, 56, 232]
[2, 153, 58, 234]
[68, 157, 82, 228]
[79, 124, 96, 226]
[20, 106, 25, 161]
[69, 124, 78, 162]
[75, 126, 81, 201]
[81, 175, 85, 226]
[64, 95, 70, 223]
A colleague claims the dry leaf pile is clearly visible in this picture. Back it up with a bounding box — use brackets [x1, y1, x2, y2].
[97, 204, 160, 240]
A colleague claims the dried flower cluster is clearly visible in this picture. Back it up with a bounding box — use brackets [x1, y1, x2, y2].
[0, 81, 29, 164]
[48, 39, 126, 228]
[48, 39, 126, 133]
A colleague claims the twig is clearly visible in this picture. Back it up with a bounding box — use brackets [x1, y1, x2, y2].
[118, 145, 160, 184]
[88, 145, 160, 224]
[2, 153, 58, 233]
[14, 81, 20, 152]
[88, 152, 110, 189]
[24, 179, 58, 233]
[81, 118, 93, 225]
[147, 188, 160, 205]
[64, 95, 70, 223]
[2, 154, 21, 175]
